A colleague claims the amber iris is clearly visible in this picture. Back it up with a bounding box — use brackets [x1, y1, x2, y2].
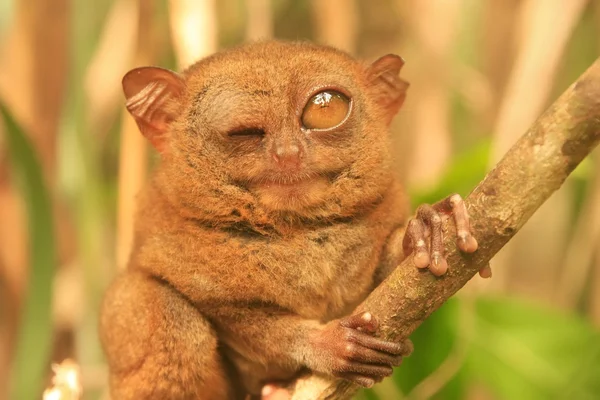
[301, 90, 350, 130]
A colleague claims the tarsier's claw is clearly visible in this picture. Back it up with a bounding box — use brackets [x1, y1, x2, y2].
[457, 231, 478, 253]
[478, 263, 492, 279]
[413, 251, 430, 269]
[430, 252, 448, 276]
[403, 193, 488, 277]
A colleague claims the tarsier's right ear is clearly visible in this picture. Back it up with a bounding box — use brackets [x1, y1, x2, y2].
[122, 67, 185, 152]
[367, 55, 409, 125]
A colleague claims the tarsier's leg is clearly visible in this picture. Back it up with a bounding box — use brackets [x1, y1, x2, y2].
[100, 271, 235, 400]
[402, 193, 491, 277]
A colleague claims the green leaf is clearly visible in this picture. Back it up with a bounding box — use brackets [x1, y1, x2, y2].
[466, 296, 600, 400]
[371, 296, 600, 400]
[1, 102, 56, 399]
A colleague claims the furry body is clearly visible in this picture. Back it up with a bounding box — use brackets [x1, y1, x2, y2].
[101, 41, 413, 399]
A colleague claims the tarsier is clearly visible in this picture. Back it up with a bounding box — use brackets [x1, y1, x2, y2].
[100, 41, 488, 399]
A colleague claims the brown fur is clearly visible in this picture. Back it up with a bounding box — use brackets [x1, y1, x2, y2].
[100, 40, 410, 399]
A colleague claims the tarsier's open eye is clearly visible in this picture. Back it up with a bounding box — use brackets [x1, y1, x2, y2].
[301, 90, 351, 130]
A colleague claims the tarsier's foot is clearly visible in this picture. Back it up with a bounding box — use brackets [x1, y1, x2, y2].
[403, 194, 491, 278]
[310, 312, 412, 388]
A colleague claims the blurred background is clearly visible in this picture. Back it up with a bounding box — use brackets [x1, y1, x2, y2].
[1, 0, 599, 399]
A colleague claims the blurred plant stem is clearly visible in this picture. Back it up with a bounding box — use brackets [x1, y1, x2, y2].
[592, 235, 600, 326]
[84, 0, 140, 137]
[404, 297, 474, 400]
[555, 156, 600, 309]
[0, 0, 70, 397]
[245, 0, 273, 41]
[402, 0, 463, 190]
[480, 0, 519, 128]
[61, 0, 118, 388]
[110, 0, 146, 271]
[487, 0, 586, 302]
[310, 0, 357, 54]
[168, 0, 217, 69]
[2, 102, 57, 400]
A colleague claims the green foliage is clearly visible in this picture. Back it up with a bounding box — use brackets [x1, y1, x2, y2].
[467, 297, 600, 400]
[1, 103, 57, 400]
[361, 296, 600, 399]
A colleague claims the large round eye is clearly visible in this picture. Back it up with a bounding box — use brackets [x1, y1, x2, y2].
[301, 90, 351, 130]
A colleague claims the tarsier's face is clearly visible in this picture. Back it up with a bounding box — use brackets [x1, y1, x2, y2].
[183, 50, 371, 211]
[208, 88, 352, 210]
[123, 41, 407, 217]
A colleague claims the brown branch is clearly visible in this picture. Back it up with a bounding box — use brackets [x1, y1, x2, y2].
[291, 58, 600, 400]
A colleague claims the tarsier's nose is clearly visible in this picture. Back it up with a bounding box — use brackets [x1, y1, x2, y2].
[272, 139, 304, 168]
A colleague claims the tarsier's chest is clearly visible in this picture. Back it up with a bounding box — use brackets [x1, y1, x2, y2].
[152, 221, 387, 321]
[242, 225, 383, 319]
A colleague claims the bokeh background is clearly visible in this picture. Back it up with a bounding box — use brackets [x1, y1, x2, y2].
[1, 0, 600, 399]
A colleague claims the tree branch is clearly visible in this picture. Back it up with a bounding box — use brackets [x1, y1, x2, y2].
[291, 58, 600, 400]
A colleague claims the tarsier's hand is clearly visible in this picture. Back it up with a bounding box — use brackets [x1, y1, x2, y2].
[403, 193, 491, 278]
[308, 312, 412, 388]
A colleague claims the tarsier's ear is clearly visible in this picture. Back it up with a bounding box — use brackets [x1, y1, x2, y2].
[367, 54, 409, 124]
[122, 67, 185, 152]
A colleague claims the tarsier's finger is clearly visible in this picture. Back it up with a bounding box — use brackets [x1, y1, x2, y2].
[334, 362, 393, 379]
[401, 339, 414, 357]
[403, 218, 430, 269]
[346, 375, 376, 388]
[340, 312, 378, 332]
[416, 205, 447, 276]
[345, 345, 404, 366]
[434, 194, 478, 253]
[446, 194, 478, 253]
[349, 332, 406, 355]
[478, 263, 492, 278]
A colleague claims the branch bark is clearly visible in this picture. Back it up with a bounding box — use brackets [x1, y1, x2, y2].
[290, 58, 600, 400]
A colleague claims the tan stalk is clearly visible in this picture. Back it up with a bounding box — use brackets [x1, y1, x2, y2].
[487, 0, 587, 298]
[403, 297, 475, 400]
[115, 0, 157, 273]
[586, 157, 600, 325]
[310, 0, 358, 54]
[0, 0, 69, 395]
[480, 0, 520, 127]
[245, 0, 273, 41]
[591, 226, 600, 326]
[168, 0, 217, 69]
[402, 0, 463, 190]
[555, 156, 600, 307]
[84, 0, 141, 136]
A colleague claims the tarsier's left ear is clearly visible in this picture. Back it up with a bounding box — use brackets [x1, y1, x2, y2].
[122, 66, 185, 152]
[367, 54, 409, 125]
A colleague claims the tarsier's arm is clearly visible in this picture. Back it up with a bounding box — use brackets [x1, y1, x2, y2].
[209, 306, 410, 389]
[217, 194, 486, 392]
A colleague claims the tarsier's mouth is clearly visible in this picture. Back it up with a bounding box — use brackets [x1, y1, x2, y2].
[259, 176, 315, 187]
[245, 169, 344, 192]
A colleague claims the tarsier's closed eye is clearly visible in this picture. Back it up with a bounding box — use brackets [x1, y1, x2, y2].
[301, 90, 351, 130]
